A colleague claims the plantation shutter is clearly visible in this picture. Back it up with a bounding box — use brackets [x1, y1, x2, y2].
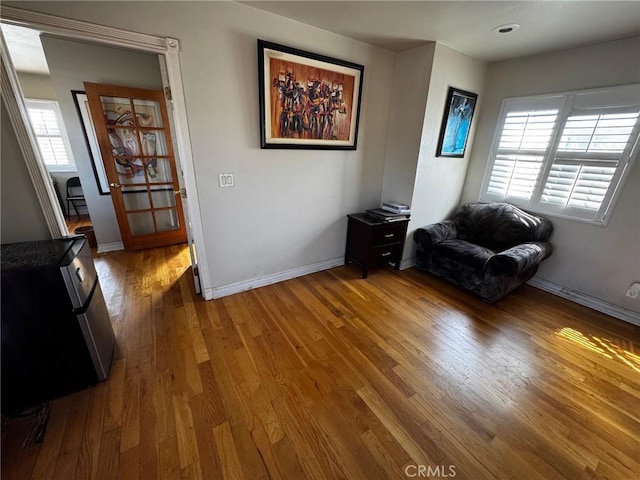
[25, 100, 76, 171]
[483, 96, 564, 205]
[539, 108, 640, 221]
[480, 84, 640, 225]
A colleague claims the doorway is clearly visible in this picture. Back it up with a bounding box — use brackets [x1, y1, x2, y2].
[0, 6, 211, 297]
[2, 26, 171, 250]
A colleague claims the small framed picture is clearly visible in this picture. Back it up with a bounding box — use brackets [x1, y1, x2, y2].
[258, 39, 364, 150]
[436, 87, 478, 157]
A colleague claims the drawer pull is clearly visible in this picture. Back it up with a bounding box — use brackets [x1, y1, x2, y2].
[381, 252, 391, 257]
[384, 233, 394, 238]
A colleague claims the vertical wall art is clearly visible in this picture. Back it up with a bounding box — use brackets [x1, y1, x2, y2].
[436, 87, 478, 157]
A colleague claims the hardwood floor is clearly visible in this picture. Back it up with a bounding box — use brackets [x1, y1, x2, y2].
[65, 214, 93, 234]
[2, 245, 639, 479]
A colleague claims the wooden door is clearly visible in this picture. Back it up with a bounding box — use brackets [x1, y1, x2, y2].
[84, 82, 187, 250]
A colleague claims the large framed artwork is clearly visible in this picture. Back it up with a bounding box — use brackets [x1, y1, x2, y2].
[435, 87, 478, 158]
[72, 90, 109, 194]
[258, 39, 364, 150]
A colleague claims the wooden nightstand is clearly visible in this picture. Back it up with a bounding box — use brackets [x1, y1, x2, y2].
[345, 213, 409, 278]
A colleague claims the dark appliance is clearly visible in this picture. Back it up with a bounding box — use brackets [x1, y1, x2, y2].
[1, 236, 115, 415]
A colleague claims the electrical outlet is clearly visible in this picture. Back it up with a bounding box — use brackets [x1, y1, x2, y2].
[218, 173, 234, 187]
[625, 282, 640, 299]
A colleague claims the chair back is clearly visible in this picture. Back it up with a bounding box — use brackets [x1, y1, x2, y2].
[454, 202, 553, 251]
[66, 177, 84, 198]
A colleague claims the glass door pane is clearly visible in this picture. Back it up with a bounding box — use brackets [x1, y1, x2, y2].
[148, 158, 173, 183]
[133, 99, 163, 127]
[150, 186, 176, 209]
[128, 212, 155, 236]
[155, 209, 180, 232]
[122, 186, 151, 211]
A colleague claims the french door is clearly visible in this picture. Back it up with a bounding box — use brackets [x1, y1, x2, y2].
[84, 82, 187, 250]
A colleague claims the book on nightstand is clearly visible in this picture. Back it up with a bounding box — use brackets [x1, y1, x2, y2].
[365, 208, 410, 222]
[381, 201, 411, 215]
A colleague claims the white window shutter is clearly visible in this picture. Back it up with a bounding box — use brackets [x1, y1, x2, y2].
[540, 107, 640, 221]
[541, 161, 617, 210]
[482, 99, 562, 205]
[488, 154, 545, 200]
[480, 84, 640, 225]
[498, 110, 557, 152]
[25, 100, 76, 172]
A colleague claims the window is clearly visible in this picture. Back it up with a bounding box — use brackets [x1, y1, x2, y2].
[24, 99, 76, 172]
[480, 84, 640, 225]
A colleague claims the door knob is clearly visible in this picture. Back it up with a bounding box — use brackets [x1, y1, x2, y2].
[109, 182, 123, 189]
[174, 188, 187, 198]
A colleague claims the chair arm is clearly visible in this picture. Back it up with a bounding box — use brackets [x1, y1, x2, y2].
[485, 242, 553, 276]
[414, 220, 457, 249]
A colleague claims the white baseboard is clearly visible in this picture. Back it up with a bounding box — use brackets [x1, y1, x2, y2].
[97, 242, 124, 253]
[400, 257, 416, 270]
[203, 258, 640, 327]
[527, 277, 640, 327]
[207, 256, 344, 300]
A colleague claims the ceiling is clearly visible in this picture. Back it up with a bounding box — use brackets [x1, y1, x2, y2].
[1, 1, 639, 75]
[241, 1, 640, 61]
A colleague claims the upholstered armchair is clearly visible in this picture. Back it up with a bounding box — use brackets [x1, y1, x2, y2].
[414, 202, 553, 303]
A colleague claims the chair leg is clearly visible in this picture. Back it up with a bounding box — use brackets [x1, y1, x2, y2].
[68, 200, 78, 218]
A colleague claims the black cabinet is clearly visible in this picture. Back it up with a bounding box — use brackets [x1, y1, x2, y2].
[1, 238, 114, 415]
[345, 213, 409, 278]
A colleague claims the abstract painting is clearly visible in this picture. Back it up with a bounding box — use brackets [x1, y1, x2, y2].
[258, 40, 364, 150]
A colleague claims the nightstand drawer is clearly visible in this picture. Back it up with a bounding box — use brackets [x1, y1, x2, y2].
[373, 244, 402, 264]
[372, 223, 406, 246]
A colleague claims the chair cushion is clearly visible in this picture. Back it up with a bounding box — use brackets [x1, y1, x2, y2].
[454, 203, 553, 251]
[432, 239, 495, 270]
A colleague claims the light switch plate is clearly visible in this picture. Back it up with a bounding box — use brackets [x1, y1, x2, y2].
[626, 282, 640, 299]
[218, 173, 234, 187]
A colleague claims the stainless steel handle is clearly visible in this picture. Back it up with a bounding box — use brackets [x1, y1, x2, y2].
[381, 252, 391, 257]
[384, 233, 394, 238]
[109, 182, 123, 189]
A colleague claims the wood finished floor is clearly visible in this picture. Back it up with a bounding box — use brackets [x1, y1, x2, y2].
[2, 244, 639, 480]
[65, 214, 92, 233]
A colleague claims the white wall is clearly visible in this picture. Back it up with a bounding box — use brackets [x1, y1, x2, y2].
[380, 43, 487, 263]
[1, 100, 51, 243]
[13, 2, 397, 292]
[405, 44, 486, 260]
[381, 43, 435, 207]
[39, 35, 163, 246]
[461, 35, 640, 314]
[16, 72, 56, 100]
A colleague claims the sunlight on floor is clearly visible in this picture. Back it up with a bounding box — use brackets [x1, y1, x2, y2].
[556, 327, 640, 373]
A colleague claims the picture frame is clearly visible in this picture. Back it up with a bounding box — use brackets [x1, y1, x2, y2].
[436, 87, 478, 158]
[258, 39, 364, 150]
[72, 90, 110, 194]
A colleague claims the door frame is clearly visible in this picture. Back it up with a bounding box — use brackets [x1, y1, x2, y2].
[0, 5, 213, 298]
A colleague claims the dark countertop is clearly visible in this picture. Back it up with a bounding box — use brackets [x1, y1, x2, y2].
[1, 236, 84, 271]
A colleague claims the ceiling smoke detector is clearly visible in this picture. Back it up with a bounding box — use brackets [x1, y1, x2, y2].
[493, 24, 521, 34]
